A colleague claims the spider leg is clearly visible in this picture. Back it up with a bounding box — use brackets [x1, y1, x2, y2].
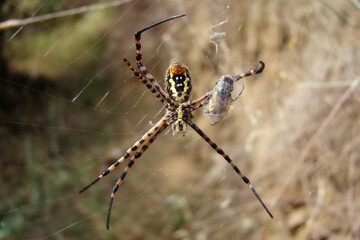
[79, 116, 170, 194]
[186, 120, 273, 218]
[124, 58, 171, 109]
[233, 61, 265, 81]
[196, 61, 265, 117]
[134, 14, 186, 104]
[106, 121, 169, 230]
[135, 14, 186, 38]
[187, 91, 212, 110]
[136, 62, 169, 105]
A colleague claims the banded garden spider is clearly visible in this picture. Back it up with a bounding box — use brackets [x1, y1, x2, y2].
[79, 14, 273, 230]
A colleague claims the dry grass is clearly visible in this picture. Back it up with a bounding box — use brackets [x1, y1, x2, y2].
[1, 0, 360, 239]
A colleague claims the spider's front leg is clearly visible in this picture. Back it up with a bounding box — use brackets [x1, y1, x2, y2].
[106, 120, 169, 230]
[185, 119, 273, 218]
[79, 116, 170, 194]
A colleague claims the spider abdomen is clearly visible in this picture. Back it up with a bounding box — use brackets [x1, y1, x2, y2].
[165, 62, 192, 103]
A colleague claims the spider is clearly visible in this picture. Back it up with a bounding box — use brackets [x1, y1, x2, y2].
[203, 62, 264, 125]
[79, 14, 273, 230]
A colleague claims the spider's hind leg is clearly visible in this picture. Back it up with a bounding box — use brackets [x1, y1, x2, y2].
[124, 58, 170, 107]
[132, 14, 186, 105]
[234, 61, 265, 81]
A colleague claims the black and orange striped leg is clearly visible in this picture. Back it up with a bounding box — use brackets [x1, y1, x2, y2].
[124, 58, 171, 108]
[134, 14, 186, 104]
[106, 121, 169, 230]
[187, 91, 212, 111]
[234, 61, 265, 81]
[134, 14, 185, 64]
[136, 63, 170, 105]
[186, 120, 273, 218]
[79, 116, 170, 194]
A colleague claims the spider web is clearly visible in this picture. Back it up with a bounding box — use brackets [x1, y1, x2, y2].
[1, 0, 360, 240]
[0, 1, 245, 239]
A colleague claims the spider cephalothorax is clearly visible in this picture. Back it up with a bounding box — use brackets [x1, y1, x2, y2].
[80, 14, 272, 230]
[165, 61, 192, 103]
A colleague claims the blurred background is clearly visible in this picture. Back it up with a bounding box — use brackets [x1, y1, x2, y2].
[1, 0, 359, 239]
